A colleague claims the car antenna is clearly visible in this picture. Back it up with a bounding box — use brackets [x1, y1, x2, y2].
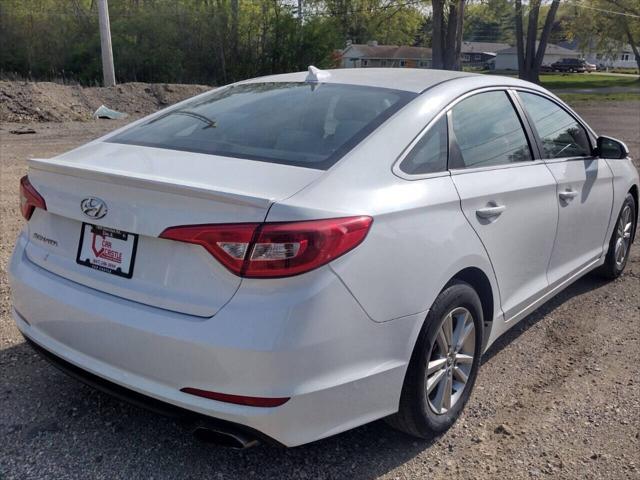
[305, 65, 331, 84]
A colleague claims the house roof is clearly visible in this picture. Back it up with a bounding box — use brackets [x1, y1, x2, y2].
[342, 44, 432, 60]
[497, 42, 579, 56]
[461, 42, 510, 54]
[561, 39, 635, 54]
[558, 40, 579, 51]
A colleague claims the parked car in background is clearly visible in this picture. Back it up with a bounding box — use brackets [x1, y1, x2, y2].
[10, 68, 638, 448]
[552, 58, 596, 73]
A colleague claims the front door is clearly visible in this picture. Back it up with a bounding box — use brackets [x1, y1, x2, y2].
[448, 90, 559, 320]
[516, 91, 614, 285]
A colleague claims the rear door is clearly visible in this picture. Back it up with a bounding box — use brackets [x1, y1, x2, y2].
[448, 90, 559, 320]
[516, 91, 613, 285]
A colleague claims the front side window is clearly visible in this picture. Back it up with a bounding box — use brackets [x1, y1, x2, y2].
[449, 91, 532, 168]
[399, 116, 448, 175]
[518, 92, 591, 159]
[109, 83, 414, 170]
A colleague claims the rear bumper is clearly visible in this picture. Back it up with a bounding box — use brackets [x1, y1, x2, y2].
[9, 232, 423, 446]
[22, 335, 279, 446]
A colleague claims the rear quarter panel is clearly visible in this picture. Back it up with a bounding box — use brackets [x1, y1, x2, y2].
[267, 84, 502, 325]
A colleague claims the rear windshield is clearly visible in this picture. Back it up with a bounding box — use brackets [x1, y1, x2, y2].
[108, 82, 415, 170]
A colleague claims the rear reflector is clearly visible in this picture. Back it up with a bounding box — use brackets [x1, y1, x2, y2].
[160, 216, 372, 278]
[19, 175, 47, 220]
[180, 387, 290, 407]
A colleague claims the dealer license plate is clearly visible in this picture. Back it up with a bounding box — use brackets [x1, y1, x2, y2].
[76, 223, 138, 278]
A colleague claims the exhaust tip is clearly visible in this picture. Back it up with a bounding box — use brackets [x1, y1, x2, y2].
[192, 426, 260, 449]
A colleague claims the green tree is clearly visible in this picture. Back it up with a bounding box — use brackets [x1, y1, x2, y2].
[0, 0, 431, 84]
[464, 0, 514, 44]
[566, 0, 640, 74]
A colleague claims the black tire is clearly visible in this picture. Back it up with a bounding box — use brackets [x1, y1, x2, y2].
[598, 193, 637, 279]
[386, 281, 483, 439]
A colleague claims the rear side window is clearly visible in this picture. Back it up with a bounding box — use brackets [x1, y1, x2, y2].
[518, 92, 591, 159]
[399, 116, 448, 175]
[109, 82, 415, 170]
[450, 91, 532, 168]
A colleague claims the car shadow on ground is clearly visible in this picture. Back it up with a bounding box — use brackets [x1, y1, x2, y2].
[482, 271, 611, 364]
[0, 271, 612, 479]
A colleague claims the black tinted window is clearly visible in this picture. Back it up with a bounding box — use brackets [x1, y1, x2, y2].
[399, 116, 448, 175]
[519, 92, 591, 159]
[450, 91, 532, 168]
[109, 83, 415, 170]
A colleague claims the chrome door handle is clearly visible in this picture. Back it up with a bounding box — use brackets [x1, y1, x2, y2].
[476, 205, 506, 219]
[559, 190, 578, 201]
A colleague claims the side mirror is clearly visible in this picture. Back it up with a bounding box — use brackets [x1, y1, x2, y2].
[597, 136, 629, 159]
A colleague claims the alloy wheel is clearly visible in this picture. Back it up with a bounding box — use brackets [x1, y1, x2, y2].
[426, 307, 476, 415]
[614, 204, 633, 268]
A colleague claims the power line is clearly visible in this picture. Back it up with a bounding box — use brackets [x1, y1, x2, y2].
[566, 1, 640, 18]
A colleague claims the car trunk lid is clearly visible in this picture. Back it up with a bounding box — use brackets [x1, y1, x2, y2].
[24, 142, 322, 317]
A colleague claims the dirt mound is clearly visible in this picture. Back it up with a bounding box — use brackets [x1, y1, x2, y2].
[0, 81, 211, 123]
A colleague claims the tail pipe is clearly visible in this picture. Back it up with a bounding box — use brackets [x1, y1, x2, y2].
[191, 422, 260, 449]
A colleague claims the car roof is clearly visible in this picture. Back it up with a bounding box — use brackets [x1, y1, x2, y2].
[239, 68, 545, 94]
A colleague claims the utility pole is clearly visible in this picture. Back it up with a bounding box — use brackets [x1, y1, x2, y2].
[97, 0, 116, 87]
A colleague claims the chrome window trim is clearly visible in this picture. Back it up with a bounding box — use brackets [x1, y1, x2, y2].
[449, 158, 548, 176]
[393, 85, 539, 180]
[542, 155, 599, 164]
[392, 109, 451, 181]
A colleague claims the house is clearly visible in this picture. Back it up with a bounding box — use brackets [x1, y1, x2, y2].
[585, 45, 637, 69]
[460, 42, 510, 67]
[494, 43, 580, 70]
[559, 39, 637, 70]
[339, 41, 432, 69]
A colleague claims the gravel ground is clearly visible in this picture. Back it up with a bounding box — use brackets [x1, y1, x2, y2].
[1, 102, 639, 479]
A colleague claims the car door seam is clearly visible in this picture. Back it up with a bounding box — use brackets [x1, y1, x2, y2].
[448, 174, 504, 314]
[540, 160, 562, 286]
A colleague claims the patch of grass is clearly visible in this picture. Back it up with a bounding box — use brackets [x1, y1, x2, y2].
[540, 73, 639, 90]
[557, 92, 640, 103]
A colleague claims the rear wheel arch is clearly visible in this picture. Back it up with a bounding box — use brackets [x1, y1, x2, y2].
[446, 267, 494, 350]
[630, 185, 638, 242]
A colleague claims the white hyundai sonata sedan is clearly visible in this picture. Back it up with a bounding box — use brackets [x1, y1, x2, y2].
[10, 68, 638, 447]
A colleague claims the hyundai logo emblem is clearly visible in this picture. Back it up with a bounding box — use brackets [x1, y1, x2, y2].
[80, 197, 108, 219]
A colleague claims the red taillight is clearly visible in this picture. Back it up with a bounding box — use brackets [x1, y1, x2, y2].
[180, 387, 289, 407]
[158, 223, 258, 274]
[246, 216, 372, 277]
[160, 216, 372, 278]
[19, 175, 47, 220]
